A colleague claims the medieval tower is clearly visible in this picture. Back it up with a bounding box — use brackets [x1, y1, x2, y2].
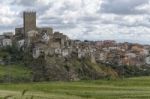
[15, 11, 53, 40]
[23, 11, 36, 35]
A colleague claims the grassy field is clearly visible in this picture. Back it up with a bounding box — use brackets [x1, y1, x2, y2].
[0, 64, 32, 83]
[0, 76, 150, 99]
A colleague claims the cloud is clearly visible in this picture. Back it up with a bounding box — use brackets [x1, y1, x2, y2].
[11, 0, 36, 6]
[100, 0, 149, 15]
[0, 0, 150, 44]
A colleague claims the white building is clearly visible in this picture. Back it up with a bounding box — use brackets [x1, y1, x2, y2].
[62, 48, 69, 57]
[2, 39, 12, 47]
[17, 39, 25, 48]
[55, 48, 61, 54]
[145, 56, 150, 65]
[99, 53, 106, 61]
[140, 49, 149, 56]
[33, 47, 40, 59]
[42, 33, 50, 43]
[78, 49, 86, 59]
[126, 53, 136, 58]
[108, 47, 120, 50]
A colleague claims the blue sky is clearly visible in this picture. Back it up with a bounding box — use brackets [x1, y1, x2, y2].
[0, 0, 150, 44]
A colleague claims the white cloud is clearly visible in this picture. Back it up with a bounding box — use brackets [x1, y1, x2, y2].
[0, 0, 150, 44]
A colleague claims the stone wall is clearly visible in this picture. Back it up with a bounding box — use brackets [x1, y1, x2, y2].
[37, 27, 53, 35]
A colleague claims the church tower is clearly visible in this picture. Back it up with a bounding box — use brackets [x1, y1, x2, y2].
[23, 11, 36, 36]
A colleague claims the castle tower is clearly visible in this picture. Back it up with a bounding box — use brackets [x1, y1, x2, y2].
[23, 11, 36, 36]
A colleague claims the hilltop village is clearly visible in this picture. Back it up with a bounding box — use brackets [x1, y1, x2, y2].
[0, 11, 149, 67]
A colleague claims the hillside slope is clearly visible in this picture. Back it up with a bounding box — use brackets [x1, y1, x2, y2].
[30, 55, 118, 81]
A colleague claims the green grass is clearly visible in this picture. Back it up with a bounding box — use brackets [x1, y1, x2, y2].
[0, 76, 150, 99]
[0, 64, 32, 82]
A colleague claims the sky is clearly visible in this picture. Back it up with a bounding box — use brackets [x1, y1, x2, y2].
[0, 0, 150, 44]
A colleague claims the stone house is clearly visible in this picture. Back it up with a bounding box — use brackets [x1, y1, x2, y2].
[2, 39, 12, 47]
[41, 33, 50, 43]
[108, 47, 120, 50]
[32, 43, 47, 59]
[3, 32, 13, 38]
[77, 49, 86, 59]
[55, 48, 62, 55]
[145, 56, 150, 65]
[140, 49, 149, 56]
[62, 48, 69, 57]
[125, 53, 136, 59]
[131, 45, 143, 53]
[33, 47, 41, 59]
[99, 52, 107, 61]
[17, 39, 25, 48]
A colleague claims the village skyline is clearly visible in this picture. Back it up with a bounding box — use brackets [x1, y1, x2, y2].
[0, 10, 149, 67]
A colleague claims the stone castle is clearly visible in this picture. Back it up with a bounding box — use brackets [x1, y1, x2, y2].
[14, 11, 73, 59]
[15, 12, 53, 39]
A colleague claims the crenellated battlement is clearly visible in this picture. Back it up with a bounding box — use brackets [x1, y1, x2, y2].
[23, 11, 36, 16]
